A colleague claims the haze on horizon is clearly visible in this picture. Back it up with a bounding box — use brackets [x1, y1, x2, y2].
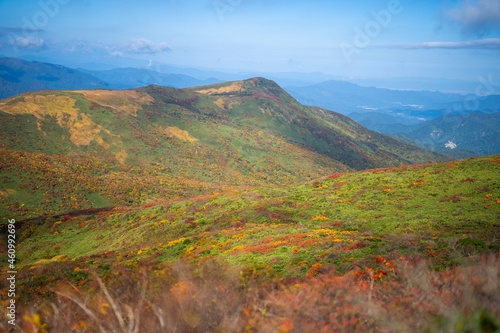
[0, 0, 499, 82]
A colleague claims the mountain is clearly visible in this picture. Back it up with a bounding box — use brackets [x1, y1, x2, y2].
[0, 77, 448, 219]
[285, 80, 465, 115]
[80, 67, 221, 90]
[350, 112, 500, 158]
[20, 53, 342, 87]
[390, 112, 500, 158]
[348, 112, 424, 132]
[0, 57, 110, 99]
[1, 77, 498, 332]
[81, 63, 343, 88]
[284, 80, 500, 126]
[347, 76, 499, 94]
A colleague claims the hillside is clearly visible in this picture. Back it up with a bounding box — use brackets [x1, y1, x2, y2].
[393, 112, 500, 158]
[0, 78, 448, 220]
[13, 155, 500, 268]
[2, 155, 499, 332]
[0, 57, 110, 99]
[351, 112, 500, 158]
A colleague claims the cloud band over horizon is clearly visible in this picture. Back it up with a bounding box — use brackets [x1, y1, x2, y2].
[387, 38, 500, 50]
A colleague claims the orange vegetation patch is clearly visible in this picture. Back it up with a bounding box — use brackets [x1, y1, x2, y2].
[195, 81, 243, 96]
[162, 126, 198, 143]
[213, 98, 240, 109]
[0, 94, 77, 119]
[0, 94, 113, 147]
[0, 94, 128, 163]
[75, 89, 154, 117]
[0, 189, 14, 197]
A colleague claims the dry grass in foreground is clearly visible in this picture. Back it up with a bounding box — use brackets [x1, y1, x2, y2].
[2, 254, 499, 333]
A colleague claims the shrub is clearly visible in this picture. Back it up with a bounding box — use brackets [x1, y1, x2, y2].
[4, 254, 499, 332]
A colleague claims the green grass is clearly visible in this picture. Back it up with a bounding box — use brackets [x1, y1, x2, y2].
[13, 156, 500, 281]
[0, 79, 450, 219]
[2, 156, 499, 333]
[1, 80, 498, 332]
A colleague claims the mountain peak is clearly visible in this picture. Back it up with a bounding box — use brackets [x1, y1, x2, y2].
[245, 76, 279, 86]
[244, 77, 287, 94]
[185, 77, 289, 101]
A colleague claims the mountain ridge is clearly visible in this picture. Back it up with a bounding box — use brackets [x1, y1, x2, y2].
[0, 77, 449, 220]
[79, 67, 222, 90]
[285, 79, 500, 122]
[0, 57, 110, 99]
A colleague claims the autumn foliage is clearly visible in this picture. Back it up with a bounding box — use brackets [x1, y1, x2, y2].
[3, 254, 499, 332]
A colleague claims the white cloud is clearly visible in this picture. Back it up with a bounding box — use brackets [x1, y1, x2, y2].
[9, 36, 44, 49]
[109, 50, 124, 57]
[119, 38, 171, 54]
[61, 38, 171, 57]
[443, 0, 500, 36]
[388, 38, 500, 49]
[445, 141, 458, 149]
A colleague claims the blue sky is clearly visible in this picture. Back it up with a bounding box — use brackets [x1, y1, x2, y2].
[0, 0, 499, 80]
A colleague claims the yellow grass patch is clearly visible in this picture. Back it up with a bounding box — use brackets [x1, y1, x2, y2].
[75, 89, 154, 117]
[0, 94, 76, 119]
[35, 254, 68, 265]
[213, 98, 240, 110]
[70, 112, 111, 148]
[213, 98, 225, 109]
[0, 189, 14, 197]
[114, 149, 128, 164]
[0, 94, 128, 163]
[195, 81, 243, 95]
[163, 126, 198, 143]
[0, 95, 105, 145]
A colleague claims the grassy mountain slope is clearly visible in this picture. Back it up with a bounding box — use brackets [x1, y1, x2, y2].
[304, 105, 447, 164]
[0, 78, 448, 220]
[0, 57, 110, 99]
[182, 78, 447, 168]
[3, 155, 499, 332]
[14, 155, 500, 268]
[351, 112, 500, 159]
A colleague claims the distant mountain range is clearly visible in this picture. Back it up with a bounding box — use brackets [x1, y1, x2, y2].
[285, 80, 500, 118]
[79, 67, 222, 90]
[350, 112, 500, 158]
[394, 113, 500, 158]
[348, 76, 500, 95]
[0, 57, 223, 99]
[2, 57, 498, 160]
[0, 57, 110, 99]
